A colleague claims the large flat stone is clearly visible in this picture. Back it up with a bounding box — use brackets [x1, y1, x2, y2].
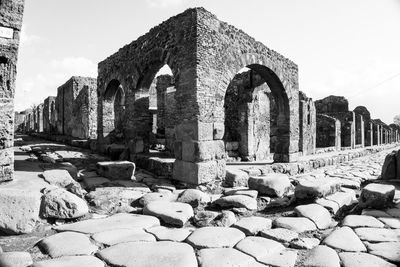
[41, 188, 88, 219]
[33, 256, 104, 267]
[273, 217, 317, 233]
[139, 192, 177, 206]
[96, 161, 135, 180]
[359, 183, 395, 209]
[143, 201, 193, 227]
[303, 245, 340, 267]
[290, 237, 320, 249]
[235, 236, 285, 261]
[378, 217, 400, 228]
[294, 204, 332, 229]
[339, 252, 396, 267]
[39, 232, 97, 258]
[145, 226, 192, 242]
[97, 241, 197, 267]
[322, 226, 366, 252]
[82, 176, 111, 190]
[177, 189, 210, 207]
[42, 169, 77, 188]
[354, 227, 400, 242]
[92, 228, 156, 246]
[342, 215, 385, 228]
[366, 242, 400, 263]
[260, 228, 299, 244]
[225, 169, 249, 187]
[233, 216, 272, 236]
[186, 227, 245, 249]
[295, 179, 341, 199]
[213, 195, 257, 210]
[248, 173, 292, 197]
[197, 248, 256, 267]
[54, 213, 160, 234]
[0, 252, 33, 267]
[259, 249, 298, 267]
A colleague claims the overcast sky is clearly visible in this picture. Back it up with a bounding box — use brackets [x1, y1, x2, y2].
[16, 0, 400, 124]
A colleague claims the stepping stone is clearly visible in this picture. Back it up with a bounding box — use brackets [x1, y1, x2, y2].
[143, 201, 193, 227]
[113, 180, 151, 193]
[97, 241, 197, 267]
[366, 242, 400, 263]
[378, 217, 400, 228]
[273, 217, 317, 233]
[339, 252, 396, 267]
[193, 210, 220, 227]
[325, 191, 356, 207]
[42, 169, 77, 188]
[294, 204, 332, 229]
[177, 189, 210, 207]
[33, 256, 104, 267]
[213, 210, 236, 227]
[290, 237, 320, 249]
[260, 228, 299, 244]
[322, 226, 366, 252]
[359, 184, 395, 209]
[92, 228, 156, 246]
[295, 179, 341, 199]
[315, 198, 340, 214]
[82, 176, 111, 190]
[213, 195, 257, 210]
[146, 226, 192, 242]
[235, 236, 285, 261]
[39, 232, 97, 258]
[233, 216, 272, 236]
[96, 161, 135, 180]
[342, 215, 385, 228]
[303, 245, 340, 267]
[139, 192, 177, 206]
[0, 252, 33, 267]
[41, 188, 88, 219]
[197, 248, 256, 267]
[186, 227, 245, 249]
[248, 173, 292, 197]
[225, 169, 249, 187]
[386, 207, 400, 218]
[54, 213, 160, 234]
[224, 188, 258, 198]
[361, 208, 391, 217]
[259, 249, 298, 267]
[354, 227, 400, 242]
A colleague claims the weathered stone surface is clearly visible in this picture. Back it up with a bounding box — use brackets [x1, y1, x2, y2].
[186, 227, 245, 249]
[41, 188, 88, 219]
[359, 183, 395, 209]
[339, 252, 396, 267]
[42, 169, 77, 188]
[82, 176, 111, 190]
[177, 189, 210, 207]
[355, 227, 400, 242]
[259, 249, 298, 267]
[96, 161, 135, 180]
[290, 237, 320, 249]
[225, 169, 249, 187]
[146, 226, 192, 242]
[92, 228, 156, 246]
[378, 217, 400, 228]
[294, 204, 332, 229]
[325, 191, 356, 208]
[361, 208, 391, 217]
[193, 210, 219, 227]
[139, 192, 177, 206]
[224, 188, 258, 198]
[39, 232, 97, 258]
[322, 226, 366, 252]
[366, 242, 400, 263]
[260, 228, 299, 244]
[213, 210, 237, 227]
[54, 213, 160, 234]
[0, 189, 42, 234]
[315, 198, 340, 214]
[303, 245, 340, 267]
[213, 195, 257, 210]
[33, 256, 104, 267]
[273, 217, 317, 233]
[248, 174, 292, 197]
[380, 151, 397, 180]
[97, 241, 197, 267]
[143, 201, 193, 227]
[0, 252, 33, 267]
[197, 248, 256, 267]
[235, 236, 285, 261]
[295, 179, 341, 199]
[233, 216, 272, 236]
[342, 215, 385, 228]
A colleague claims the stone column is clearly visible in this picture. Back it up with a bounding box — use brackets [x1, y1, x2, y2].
[377, 125, 381, 146]
[369, 122, 373, 147]
[360, 115, 365, 147]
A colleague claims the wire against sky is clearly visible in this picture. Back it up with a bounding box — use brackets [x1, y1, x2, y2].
[349, 71, 400, 99]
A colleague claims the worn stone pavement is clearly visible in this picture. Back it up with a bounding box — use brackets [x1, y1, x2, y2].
[0, 135, 400, 267]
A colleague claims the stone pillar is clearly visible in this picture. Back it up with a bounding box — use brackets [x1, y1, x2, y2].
[350, 112, 356, 149]
[360, 115, 365, 147]
[369, 122, 373, 147]
[377, 125, 381, 146]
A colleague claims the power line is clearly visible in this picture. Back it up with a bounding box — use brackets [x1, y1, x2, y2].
[349, 71, 400, 98]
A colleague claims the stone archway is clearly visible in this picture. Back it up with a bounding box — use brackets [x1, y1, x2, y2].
[102, 79, 125, 138]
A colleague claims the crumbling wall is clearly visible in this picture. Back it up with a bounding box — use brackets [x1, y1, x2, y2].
[43, 96, 56, 133]
[14, 111, 25, 132]
[299, 91, 316, 155]
[316, 114, 341, 150]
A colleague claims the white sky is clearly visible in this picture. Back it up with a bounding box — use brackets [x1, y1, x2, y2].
[16, 0, 400, 124]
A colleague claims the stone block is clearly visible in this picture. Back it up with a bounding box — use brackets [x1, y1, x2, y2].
[182, 140, 225, 162]
[381, 151, 396, 180]
[225, 169, 249, 187]
[359, 183, 395, 209]
[213, 122, 225, 140]
[175, 121, 213, 141]
[216, 159, 226, 179]
[174, 141, 183, 160]
[248, 174, 292, 197]
[173, 160, 217, 184]
[295, 179, 341, 200]
[129, 139, 144, 154]
[96, 161, 136, 180]
[0, 164, 13, 183]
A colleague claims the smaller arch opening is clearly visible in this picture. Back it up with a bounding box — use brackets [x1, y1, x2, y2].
[102, 79, 125, 140]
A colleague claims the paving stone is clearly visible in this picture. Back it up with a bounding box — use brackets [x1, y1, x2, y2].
[197, 248, 256, 267]
[152, 182, 176, 193]
[213, 210, 237, 227]
[322, 226, 366, 252]
[339, 252, 396, 267]
[295, 179, 341, 199]
[359, 183, 395, 209]
[42, 169, 77, 188]
[366, 242, 400, 264]
[96, 161, 135, 180]
[177, 189, 210, 207]
[386, 207, 400, 218]
[82, 176, 111, 190]
[248, 173, 292, 197]
[92, 228, 156, 246]
[290, 237, 320, 249]
[354, 227, 400, 242]
[41, 188, 88, 219]
[294, 204, 333, 229]
[139, 192, 177, 206]
[97, 241, 197, 267]
[325, 191, 356, 207]
[33, 256, 105, 267]
[224, 188, 258, 198]
[0, 252, 33, 267]
[303, 245, 340, 267]
[186, 226, 245, 249]
[235, 236, 285, 261]
[233, 216, 272, 236]
[342, 215, 385, 228]
[54, 213, 160, 234]
[213, 195, 257, 210]
[260, 228, 299, 244]
[315, 198, 340, 214]
[39, 232, 97, 258]
[225, 169, 249, 187]
[361, 208, 391, 217]
[193, 210, 220, 227]
[259, 249, 298, 267]
[113, 180, 151, 193]
[378, 217, 400, 228]
[143, 201, 193, 227]
[146, 226, 192, 241]
[273, 217, 317, 233]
